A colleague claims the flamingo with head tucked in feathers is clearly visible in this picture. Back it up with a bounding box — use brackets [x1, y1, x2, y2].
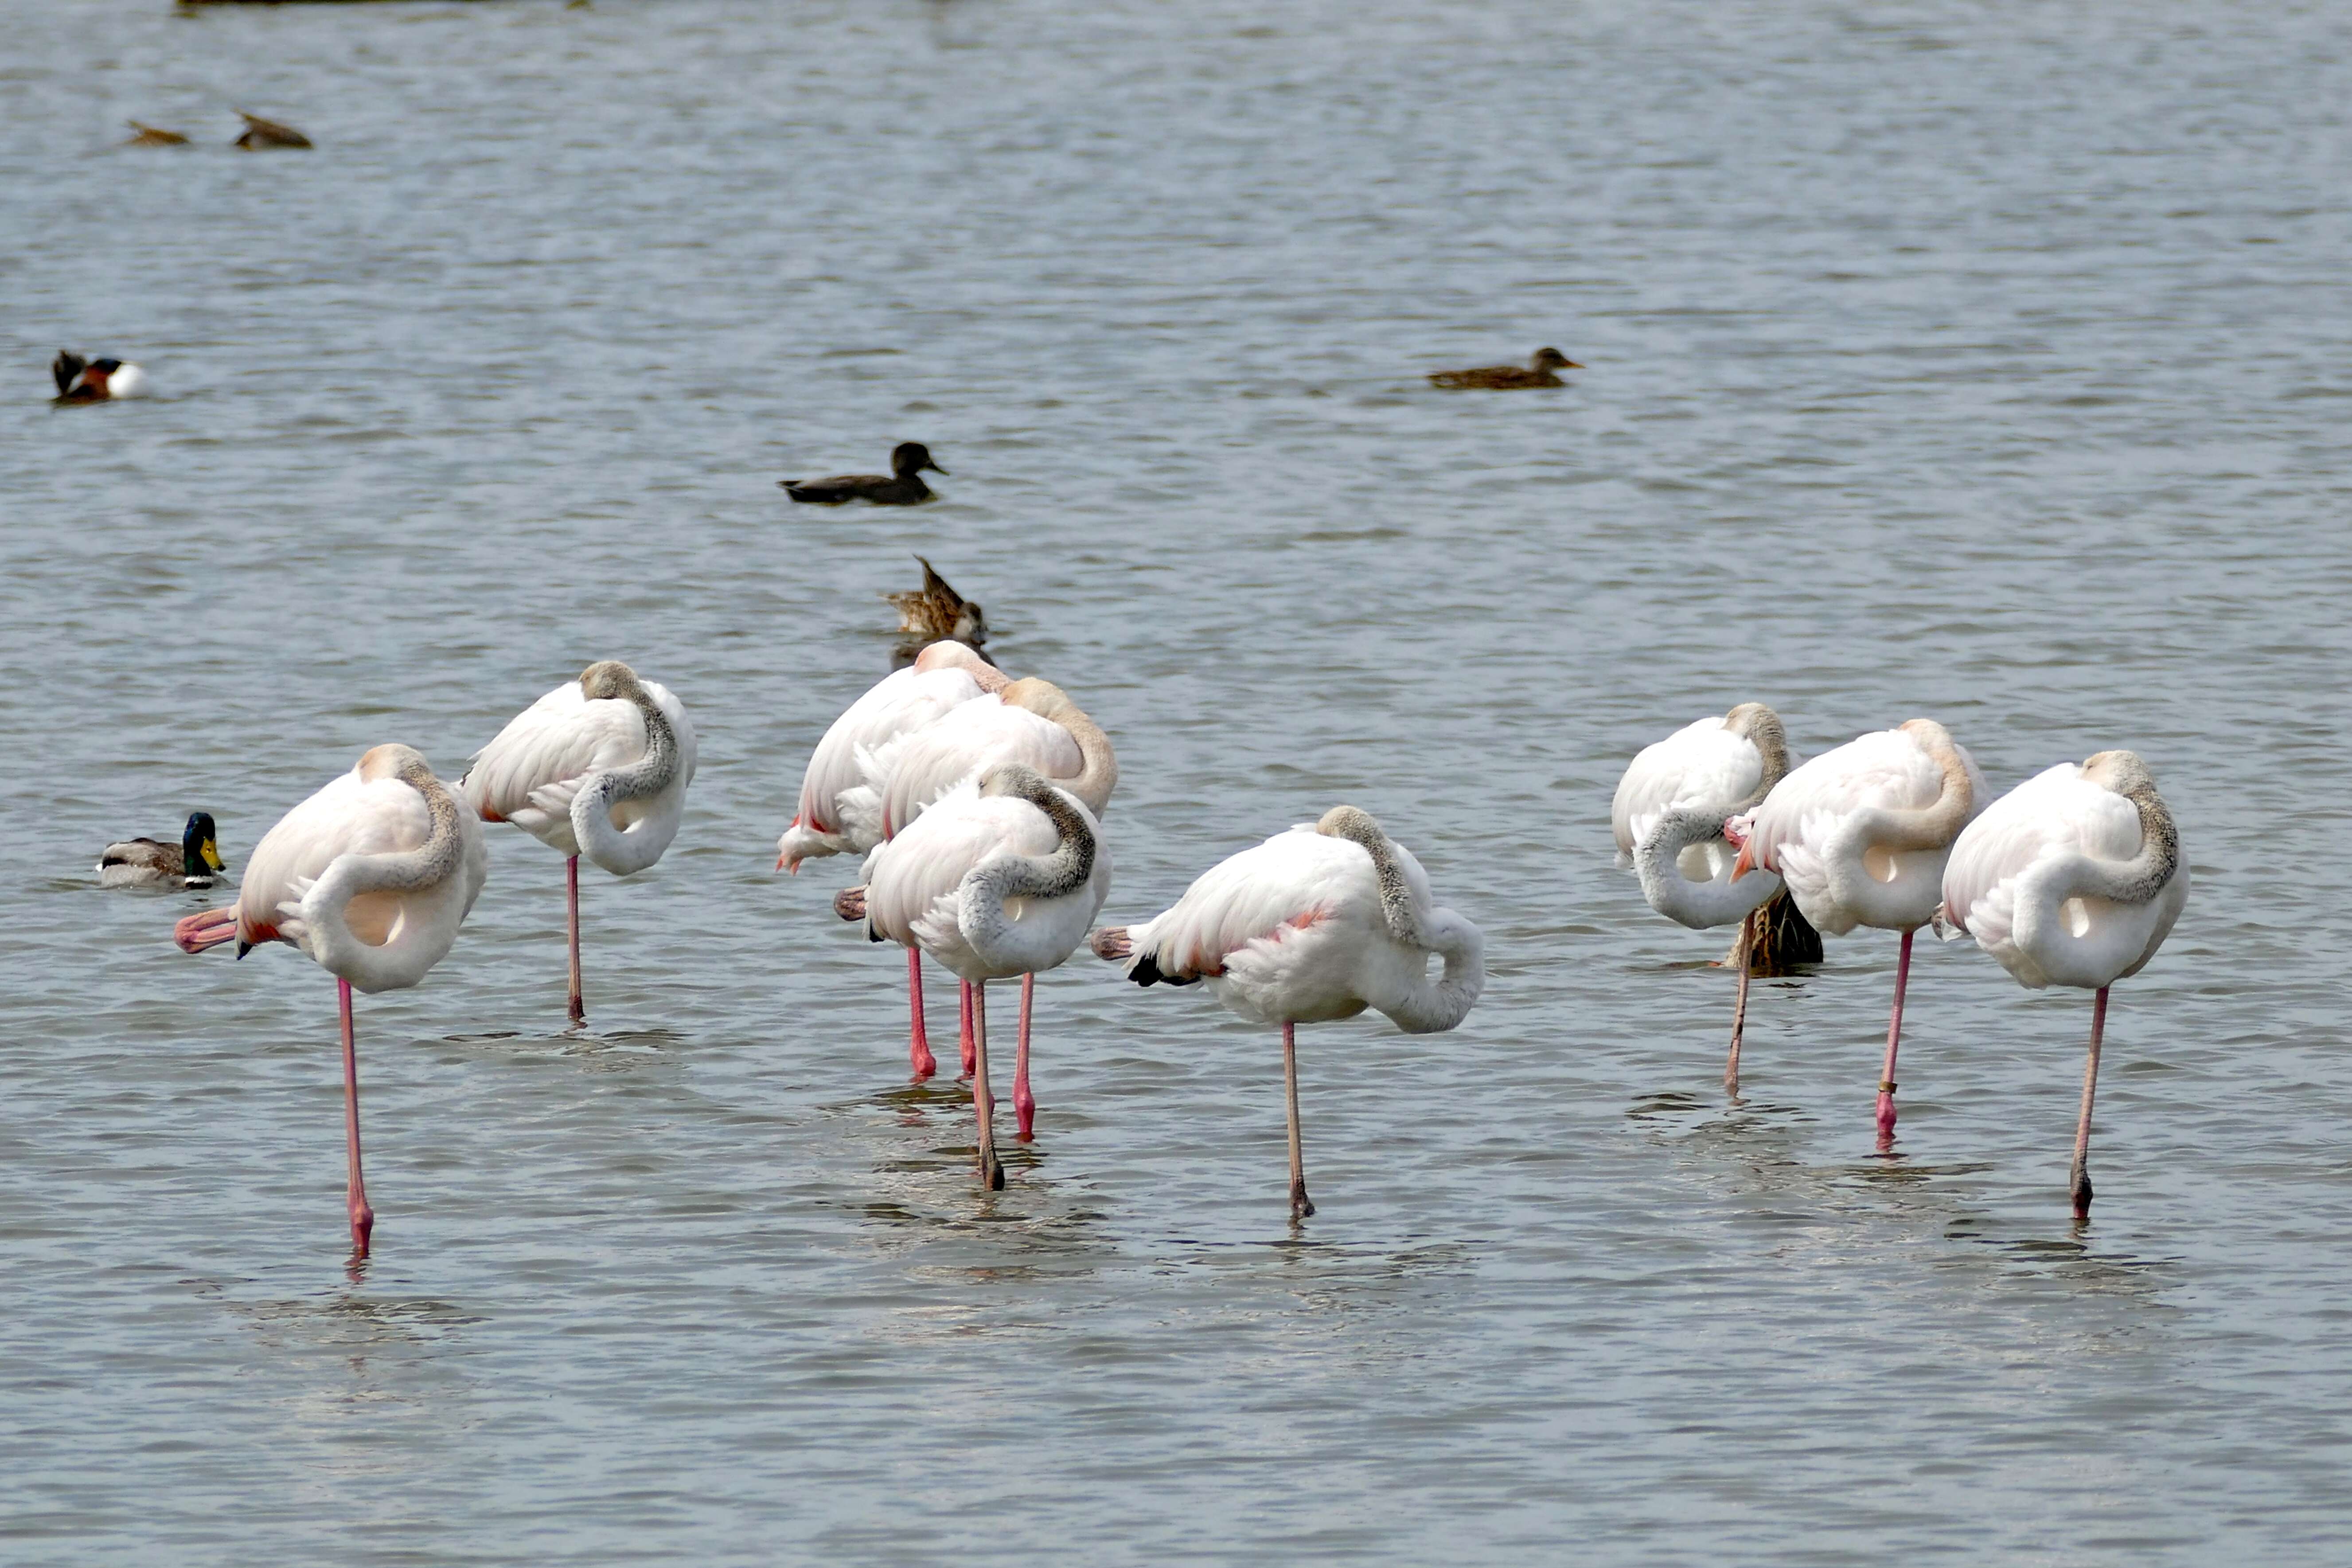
[1729, 718, 1986, 1144]
[1613, 702, 1793, 1088]
[1089, 806, 1485, 1221]
[1938, 750, 2187, 1217]
[776, 641, 1010, 1077]
[462, 660, 696, 1026]
[842, 674, 1117, 1082]
[835, 763, 1111, 1188]
[174, 744, 488, 1256]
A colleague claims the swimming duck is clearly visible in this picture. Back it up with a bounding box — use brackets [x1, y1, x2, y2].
[780, 442, 947, 505]
[885, 555, 989, 659]
[1427, 346, 1583, 390]
[126, 121, 189, 147]
[233, 111, 312, 150]
[53, 351, 152, 402]
[99, 812, 226, 889]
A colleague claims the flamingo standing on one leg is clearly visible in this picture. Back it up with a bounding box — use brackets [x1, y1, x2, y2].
[1612, 702, 1799, 1089]
[1088, 806, 1485, 1221]
[777, 641, 1009, 1076]
[462, 660, 696, 1027]
[835, 764, 1110, 1186]
[1728, 718, 1987, 1145]
[850, 675, 1118, 1085]
[174, 745, 488, 1256]
[1938, 751, 2188, 1217]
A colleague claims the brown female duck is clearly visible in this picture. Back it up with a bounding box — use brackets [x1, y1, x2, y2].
[1428, 346, 1582, 390]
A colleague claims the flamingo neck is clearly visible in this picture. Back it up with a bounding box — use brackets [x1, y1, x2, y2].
[1385, 909, 1487, 1034]
[1878, 722, 1973, 851]
[569, 686, 681, 870]
[1317, 806, 1424, 948]
[2084, 782, 2181, 905]
[956, 781, 1098, 966]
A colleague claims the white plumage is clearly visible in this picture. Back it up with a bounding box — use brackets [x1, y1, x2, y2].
[869, 693, 1084, 841]
[862, 778, 1111, 983]
[1736, 722, 1989, 935]
[1942, 761, 2188, 992]
[1122, 826, 1474, 1030]
[464, 674, 696, 875]
[217, 749, 487, 994]
[1612, 712, 1785, 930]
[777, 643, 1006, 870]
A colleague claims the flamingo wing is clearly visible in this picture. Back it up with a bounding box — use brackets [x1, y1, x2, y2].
[1128, 827, 1376, 982]
[1741, 728, 1942, 868]
[1611, 717, 1766, 858]
[788, 666, 989, 850]
[463, 682, 649, 838]
[872, 698, 1081, 837]
[237, 767, 432, 946]
[1941, 765, 2139, 933]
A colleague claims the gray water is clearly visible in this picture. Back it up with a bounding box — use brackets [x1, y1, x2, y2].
[6, 0, 2352, 1561]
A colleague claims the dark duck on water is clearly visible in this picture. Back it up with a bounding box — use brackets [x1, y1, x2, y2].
[780, 442, 947, 505]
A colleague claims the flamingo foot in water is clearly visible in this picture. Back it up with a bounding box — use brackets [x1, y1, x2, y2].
[1875, 1087, 1898, 1148]
[350, 1196, 374, 1256]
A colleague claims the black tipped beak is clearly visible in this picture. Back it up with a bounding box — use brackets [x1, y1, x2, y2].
[927, 463, 949, 476]
[234, 941, 252, 959]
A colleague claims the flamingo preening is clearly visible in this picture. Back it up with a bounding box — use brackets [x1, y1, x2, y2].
[462, 660, 696, 1026]
[836, 764, 1111, 1187]
[1939, 751, 2188, 1217]
[1612, 702, 1806, 1088]
[1089, 806, 1485, 1221]
[1730, 718, 1986, 1145]
[173, 745, 488, 1255]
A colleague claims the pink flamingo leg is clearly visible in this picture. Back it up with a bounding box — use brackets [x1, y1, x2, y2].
[566, 855, 585, 1027]
[970, 980, 1002, 1190]
[2070, 986, 2109, 1219]
[339, 978, 374, 1256]
[1876, 928, 1914, 1147]
[1013, 972, 1036, 1140]
[959, 980, 977, 1078]
[906, 948, 936, 1077]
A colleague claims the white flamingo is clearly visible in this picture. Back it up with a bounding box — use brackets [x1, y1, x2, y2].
[1088, 807, 1486, 1221]
[462, 660, 696, 1026]
[777, 642, 1009, 1077]
[173, 745, 488, 1255]
[835, 764, 1111, 1188]
[1729, 718, 1986, 1143]
[850, 675, 1117, 1080]
[1612, 702, 1793, 1088]
[1938, 751, 2187, 1217]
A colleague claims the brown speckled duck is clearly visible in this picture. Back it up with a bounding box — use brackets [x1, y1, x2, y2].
[780, 442, 946, 505]
[885, 555, 990, 666]
[233, 111, 312, 151]
[1428, 346, 1582, 390]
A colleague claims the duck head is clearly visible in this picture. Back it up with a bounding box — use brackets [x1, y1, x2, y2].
[183, 811, 225, 874]
[1532, 347, 1584, 371]
[892, 442, 948, 478]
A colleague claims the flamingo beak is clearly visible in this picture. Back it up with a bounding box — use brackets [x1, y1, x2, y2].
[1730, 841, 1758, 881]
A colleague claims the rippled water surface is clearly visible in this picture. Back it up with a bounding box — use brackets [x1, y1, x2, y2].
[7, 0, 2352, 1561]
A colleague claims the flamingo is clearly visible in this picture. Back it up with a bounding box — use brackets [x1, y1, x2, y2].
[1728, 718, 1987, 1143]
[834, 763, 1111, 1188]
[461, 660, 696, 1026]
[173, 744, 488, 1255]
[853, 675, 1118, 1080]
[1937, 751, 2187, 1217]
[777, 641, 1010, 1077]
[1612, 702, 1794, 1088]
[1088, 806, 1486, 1221]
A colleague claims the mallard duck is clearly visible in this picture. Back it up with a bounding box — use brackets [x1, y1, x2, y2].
[126, 121, 189, 147]
[780, 442, 946, 505]
[885, 555, 988, 657]
[99, 812, 226, 889]
[53, 351, 151, 402]
[1427, 346, 1582, 390]
[233, 111, 312, 151]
